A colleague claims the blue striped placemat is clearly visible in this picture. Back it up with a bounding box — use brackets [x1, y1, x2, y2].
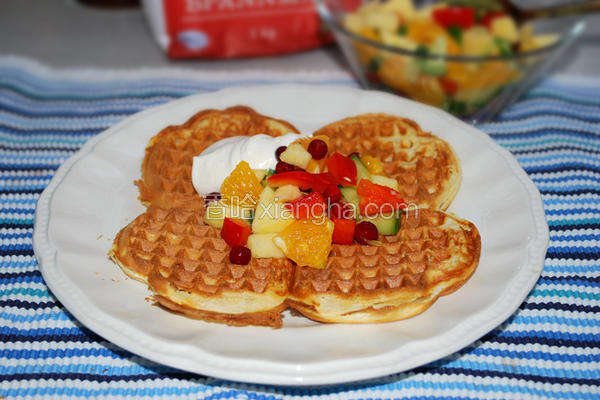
[1, 56, 598, 399]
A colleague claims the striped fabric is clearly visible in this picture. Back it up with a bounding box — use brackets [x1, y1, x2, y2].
[1, 57, 598, 399]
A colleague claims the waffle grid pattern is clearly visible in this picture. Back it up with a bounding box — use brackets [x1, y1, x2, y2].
[139, 107, 298, 208]
[1, 57, 598, 399]
[315, 115, 460, 209]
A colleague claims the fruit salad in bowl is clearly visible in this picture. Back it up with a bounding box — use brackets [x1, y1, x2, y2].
[317, 0, 585, 121]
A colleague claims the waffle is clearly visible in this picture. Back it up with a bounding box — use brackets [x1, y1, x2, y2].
[137, 106, 299, 209]
[287, 209, 480, 323]
[313, 114, 461, 210]
[110, 206, 479, 327]
[109, 205, 294, 327]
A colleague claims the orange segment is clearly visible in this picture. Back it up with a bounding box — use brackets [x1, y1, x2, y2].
[273, 218, 334, 269]
[361, 154, 384, 175]
[220, 161, 263, 207]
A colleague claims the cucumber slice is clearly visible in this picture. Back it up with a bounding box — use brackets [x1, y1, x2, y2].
[419, 37, 447, 77]
[360, 212, 400, 236]
[340, 187, 360, 219]
[340, 186, 360, 207]
[350, 155, 372, 183]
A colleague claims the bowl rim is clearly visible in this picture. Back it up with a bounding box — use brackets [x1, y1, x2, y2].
[315, 0, 586, 62]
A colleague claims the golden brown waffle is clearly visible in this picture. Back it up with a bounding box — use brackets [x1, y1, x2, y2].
[110, 206, 479, 327]
[313, 114, 461, 210]
[288, 209, 480, 323]
[109, 205, 294, 328]
[137, 106, 299, 209]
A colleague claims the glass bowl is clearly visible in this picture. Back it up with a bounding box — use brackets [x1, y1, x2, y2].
[316, 0, 586, 123]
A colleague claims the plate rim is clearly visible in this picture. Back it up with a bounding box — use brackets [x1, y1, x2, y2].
[33, 84, 549, 386]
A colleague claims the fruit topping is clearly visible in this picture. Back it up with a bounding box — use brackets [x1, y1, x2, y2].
[361, 154, 384, 175]
[286, 191, 328, 220]
[326, 152, 358, 186]
[307, 139, 328, 160]
[252, 186, 294, 234]
[329, 202, 356, 220]
[275, 145, 287, 161]
[221, 217, 252, 247]
[229, 246, 251, 265]
[274, 184, 302, 203]
[332, 218, 356, 245]
[267, 171, 337, 193]
[280, 143, 313, 169]
[221, 161, 263, 207]
[354, 221, 378, 245]
[275, 161, 296, 174]
[273, 218, 334, 269]
[356, 179, 407, 217]
[322, 184, 342, 203]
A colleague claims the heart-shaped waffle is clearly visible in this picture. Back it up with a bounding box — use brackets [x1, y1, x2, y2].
[314, 114, 461, 210]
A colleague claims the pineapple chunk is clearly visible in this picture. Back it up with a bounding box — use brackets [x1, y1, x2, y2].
[370, 174, 400, 191]
[280, 143, 312, 169]
[463, 26, 495, 56]
[274, 185, 302, 203]
[379, 0, 416, 21]
[252, 187, 294, 234]
[205, 200, 253, 229]
[491, 16, 519, 43]
[380, 32, 418, 50]
[253, 169, 267, 182]
[247, 233, 286, 258]
[364, 11, 398, 32]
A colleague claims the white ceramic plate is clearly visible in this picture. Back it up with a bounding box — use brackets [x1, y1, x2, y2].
[33, 85, 549, 386]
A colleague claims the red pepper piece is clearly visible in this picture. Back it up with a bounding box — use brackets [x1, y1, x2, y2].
[267, 171, 315, 190]
[329, 202, 357, 220]
[331, 218, 356, 245]
[286, 191, 328, 220]
[267, 171, 338, 193]
[432, 7, 475, 29]
[326, 152, 357, 187]
[311, 172, 339, 193]
[323, 184, 342, 203]
[357, 179, 407, 217]
[221, 218, 252, 247]
[480, 11, 506, 28]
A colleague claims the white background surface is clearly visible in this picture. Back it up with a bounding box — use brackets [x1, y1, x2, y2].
[0, 0, 598, 76]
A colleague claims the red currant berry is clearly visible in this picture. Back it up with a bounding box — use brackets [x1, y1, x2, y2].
[229, 246, 251, 265]
[323, 185, 341, 203]
[275, 146, 287, 161]
[204, 192, 221, 206]
[307, 139, 328, 160]
[275, 161, 295, 174]
[354, 221, 378, 245]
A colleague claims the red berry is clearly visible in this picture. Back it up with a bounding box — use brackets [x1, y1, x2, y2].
[307, 139, 328, 160]
[275, 146, 287, 161]
[354, 221, 378, 245]
[323, 185, 341, 203]
[204, 192, 221, 206]
[275, 161, 295, 174]
[229, 246, 251, 265]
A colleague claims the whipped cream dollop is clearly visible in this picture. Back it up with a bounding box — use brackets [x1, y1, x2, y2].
[191, 132, 312, 195]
